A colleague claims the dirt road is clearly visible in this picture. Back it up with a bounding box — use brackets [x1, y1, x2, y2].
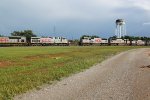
[15, 48, 150, 100]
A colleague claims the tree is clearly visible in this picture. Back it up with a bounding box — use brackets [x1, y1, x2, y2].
[91, 35, 99, 39]
[72, 39, 80, 46]
[80, 35, 99, 40]
[80, 35, 90, 40]
[0, 34, 4, 37]
[134, 36, 140, 40]
[110, 36, 117, 40]
[11, 30, 36, 43]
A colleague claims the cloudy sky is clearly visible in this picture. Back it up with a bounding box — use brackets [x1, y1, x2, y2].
[0, 0, 150, 38]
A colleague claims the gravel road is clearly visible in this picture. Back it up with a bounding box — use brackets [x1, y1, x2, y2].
[15, 48, 150, 100]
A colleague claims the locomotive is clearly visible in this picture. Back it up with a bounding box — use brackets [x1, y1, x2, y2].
[0, 36, 27, 46]
[31, 37, 69, 46]
[80, 37, 108, 46]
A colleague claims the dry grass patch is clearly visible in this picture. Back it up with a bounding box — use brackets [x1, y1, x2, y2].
[24, 53, 66, 60]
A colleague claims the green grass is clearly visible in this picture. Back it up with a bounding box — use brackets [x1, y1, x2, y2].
[0, 46, 147, 99]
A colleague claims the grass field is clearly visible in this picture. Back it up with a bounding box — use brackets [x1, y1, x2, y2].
[0, 46, 147, 99]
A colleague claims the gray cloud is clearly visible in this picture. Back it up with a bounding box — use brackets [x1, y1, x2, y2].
[0, 0, 150, 38]
[143, 22, 150, 25]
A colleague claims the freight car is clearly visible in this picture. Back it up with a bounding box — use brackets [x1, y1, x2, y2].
[0, 36, 27, 46]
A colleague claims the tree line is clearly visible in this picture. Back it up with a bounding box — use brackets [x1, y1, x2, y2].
[109, 35, 150, 41]
[0, 30, 36, 43]
[0, 30, 150, 43]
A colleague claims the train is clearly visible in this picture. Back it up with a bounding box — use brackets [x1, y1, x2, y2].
[0, 36, 149, 46]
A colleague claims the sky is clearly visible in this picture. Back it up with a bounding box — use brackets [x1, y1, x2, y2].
[0, 0, 150, 39]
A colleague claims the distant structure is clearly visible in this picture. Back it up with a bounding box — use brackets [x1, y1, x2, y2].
[115, 19, 126, 38]
[53, 26, 56, 34]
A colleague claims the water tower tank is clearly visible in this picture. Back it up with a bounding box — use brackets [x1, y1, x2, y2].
[116, 19, 125, 25]
[115, 19, 126, 38]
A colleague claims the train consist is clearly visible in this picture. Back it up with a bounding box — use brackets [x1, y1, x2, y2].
[0, 36, 149, 46]
[0, 36, 69, 46]
[80, 36, 148, 46]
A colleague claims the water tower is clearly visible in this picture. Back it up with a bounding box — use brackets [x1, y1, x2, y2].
[115, 19, 126, 38]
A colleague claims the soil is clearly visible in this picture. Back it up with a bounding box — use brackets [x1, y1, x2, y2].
[0, 61, 12, 68]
